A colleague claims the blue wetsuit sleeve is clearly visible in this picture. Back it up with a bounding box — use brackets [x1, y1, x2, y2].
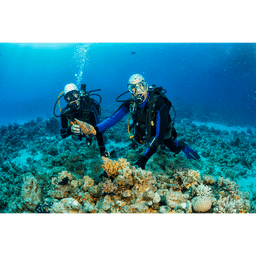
[96, 104, 129, 133]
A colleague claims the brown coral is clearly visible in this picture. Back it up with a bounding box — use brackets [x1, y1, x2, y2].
[102, 157, 129, 179]
[74, 118, 96, 135]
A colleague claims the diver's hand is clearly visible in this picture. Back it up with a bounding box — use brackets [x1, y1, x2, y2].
[71, 124, 82, 135]
[134, 155, 148, 170]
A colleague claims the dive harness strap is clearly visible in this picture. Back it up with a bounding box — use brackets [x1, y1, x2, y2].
[128, 86, 170, 144]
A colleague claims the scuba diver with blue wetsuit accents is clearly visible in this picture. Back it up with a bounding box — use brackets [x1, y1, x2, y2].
[54, 83, 109, 158]
[76, 74, 200, 169]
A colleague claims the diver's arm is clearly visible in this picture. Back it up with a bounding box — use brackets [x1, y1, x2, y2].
[90, 107, 108, 157]
[96, 132, 109, 157]
[95, 103, 129, 133]
[135, 98, 169, 168]
[60, 110, 72, 138]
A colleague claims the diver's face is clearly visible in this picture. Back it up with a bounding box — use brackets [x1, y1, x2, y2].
[132, 85, 148, 99]
[69, 98, 80, 110]
[128, 80, 148, 104]
[65, 91, 80, 110]
[128, 80, 148, 95]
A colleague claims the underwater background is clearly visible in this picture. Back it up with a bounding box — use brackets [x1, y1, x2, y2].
[0, 42, 256, 213]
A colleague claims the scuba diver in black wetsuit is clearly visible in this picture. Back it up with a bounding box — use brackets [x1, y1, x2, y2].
[53, 83, 109, 158]
[77, 74, 200, 169]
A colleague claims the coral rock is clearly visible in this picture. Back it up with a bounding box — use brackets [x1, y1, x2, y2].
[115, 166, 134, 190]
[82, 176, 94, 192]
[164, 190, 189, 209]
[153, 192, 161, 204]
[102, 180, 118, 194]
[88, 184, 104, 198]
[143, 190, 154, 200]
[202, 175, 216, 185]
[185, 201, 192, 213]
[95, 195, 114, 212]
[121, 190, 133, 198]
[21, 175, 42, 211]
[192, 196, 212, 213]
[50, 198, 82, 213]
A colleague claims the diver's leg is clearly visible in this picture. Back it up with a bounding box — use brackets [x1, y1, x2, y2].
[163, 137, 181, 154]
[164, 138, 200, 160]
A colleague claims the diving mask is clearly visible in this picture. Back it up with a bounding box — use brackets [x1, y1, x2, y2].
[64, 90, 80, 102]
[128, 80, 148, 94]
[65, 90, 80, 111]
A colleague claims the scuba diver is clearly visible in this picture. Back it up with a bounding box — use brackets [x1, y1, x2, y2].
[54, 83, 109, 158]
[70, 74, 200, 169]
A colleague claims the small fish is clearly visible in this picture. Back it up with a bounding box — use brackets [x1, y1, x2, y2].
[131, 51, 136, 55]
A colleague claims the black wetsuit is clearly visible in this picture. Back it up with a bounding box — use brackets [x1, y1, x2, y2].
[60, 99, 107, 157]
[95, 90, 180, 168]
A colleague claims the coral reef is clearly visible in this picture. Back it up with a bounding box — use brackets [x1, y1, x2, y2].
[0, 112, 255, 213]
[39, 160, 252, 213]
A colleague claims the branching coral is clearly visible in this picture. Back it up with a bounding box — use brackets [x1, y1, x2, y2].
[102, 158, 129, 179]
[172, 169, 201, 190]
[217, 177, 239, 195]
[194, 184, 212, 197]
[212, 194, 250, 213]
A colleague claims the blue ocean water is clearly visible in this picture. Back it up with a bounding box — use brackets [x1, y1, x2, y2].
[0, 43, 256, 127]
[1, 42, 256, 214]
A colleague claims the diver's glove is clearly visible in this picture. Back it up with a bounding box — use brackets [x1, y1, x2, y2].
[134, 155, 148, 169]
[71, 124, 82, 135]
[174, 139, 200, 160]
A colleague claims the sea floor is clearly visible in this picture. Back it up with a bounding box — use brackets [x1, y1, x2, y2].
[0, 112, 255, 213]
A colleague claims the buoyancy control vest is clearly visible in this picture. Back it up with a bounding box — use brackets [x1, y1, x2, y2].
[129, 86, 173, 144]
